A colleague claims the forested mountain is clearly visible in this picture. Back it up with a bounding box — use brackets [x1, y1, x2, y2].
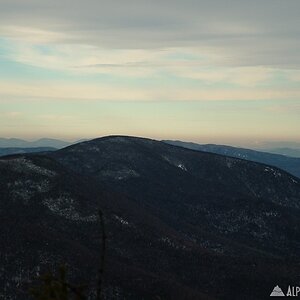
[164, 140, 300, 178]
[0, 147, 56, 157]
[1, 136, 300, 299]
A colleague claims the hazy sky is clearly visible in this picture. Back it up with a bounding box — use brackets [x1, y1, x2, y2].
[0, 0, 299, 146]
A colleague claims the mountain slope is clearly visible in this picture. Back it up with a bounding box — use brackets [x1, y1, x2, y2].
[0, 154, 214, 300]
[163, 140, 300, 178]
[0, 147, 56, 157]
[262, 147, 300, 158]
[1, 136, 300, 299]
[51, 136, 300, 296]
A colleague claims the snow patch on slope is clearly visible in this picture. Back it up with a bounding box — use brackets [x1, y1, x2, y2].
[177, 163, 187, 171]
[264, 166, 282, 178]
[101, 169, 140, 180]
[0, 157, 56, 177]
[43, 194, 97, 222]
[162, 156, 188, 171]
[114, 215, 130, 225]
[8, 179, 51, 203]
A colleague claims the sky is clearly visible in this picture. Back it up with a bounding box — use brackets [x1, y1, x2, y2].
[0, 0, 299, 147]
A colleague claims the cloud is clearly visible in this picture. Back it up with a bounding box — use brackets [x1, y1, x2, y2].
[265, 103, 300, 114]
[2, 111, 23, 118]
[1, 38, 170, 77]
[167, 65, 274, 87]
[0, 26, 66, 44]
[38, 114, 76, 121]
[4, 36, 299, 88]
[0, 0, 300, 68]
[1, 79, 300, 102]
[1, 0, 299, 107]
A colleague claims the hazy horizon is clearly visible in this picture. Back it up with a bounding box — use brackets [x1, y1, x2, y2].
[1, 0, 299, 144]
[1, 135, 300, 151]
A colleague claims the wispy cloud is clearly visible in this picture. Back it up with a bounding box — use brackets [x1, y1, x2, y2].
[1, 111, 23, 118]
[1, 0, 300, 68]
[0, 0, 299, 141]
[265, 103, 300, 114]
[1, 79, 300, 102]
[3, 37, 300, 89]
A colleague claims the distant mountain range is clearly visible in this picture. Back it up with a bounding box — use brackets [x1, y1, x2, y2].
[260, 147, 300, 158]
[1, 136, 300, 299]
[163, 140, 300, 178]
[255, 141, 300, 157]
[1, 136, 300, 158]
[0, 138, 79, 149]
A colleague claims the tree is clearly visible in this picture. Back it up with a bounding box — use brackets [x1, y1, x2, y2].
[30, 265, 86, 300]
[30, 210, 106, 300]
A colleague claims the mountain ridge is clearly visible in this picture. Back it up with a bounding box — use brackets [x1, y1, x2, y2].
[1, 135, 300, 299]
[163, 140, 300, 178]
[0, 147, 57, 157]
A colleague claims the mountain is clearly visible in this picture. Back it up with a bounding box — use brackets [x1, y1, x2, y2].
[1, 136, 300, 300]
[0, 138, 72, 149]
[254, 141, 300, 158]
[261, 147, 300, 158]
[163, 140, 300, 178]
[31, 138, 72, 148]
[0, 147, 56, 157]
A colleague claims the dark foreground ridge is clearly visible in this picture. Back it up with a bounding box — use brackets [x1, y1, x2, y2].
[1, 135, 300, 299]
[0, 147, 57, 157]
[163, 140, 300, 178]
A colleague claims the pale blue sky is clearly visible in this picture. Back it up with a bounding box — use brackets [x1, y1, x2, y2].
[0, 0, 299, 146]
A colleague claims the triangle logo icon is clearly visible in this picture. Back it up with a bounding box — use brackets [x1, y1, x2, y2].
[270, 285, 285, 297]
